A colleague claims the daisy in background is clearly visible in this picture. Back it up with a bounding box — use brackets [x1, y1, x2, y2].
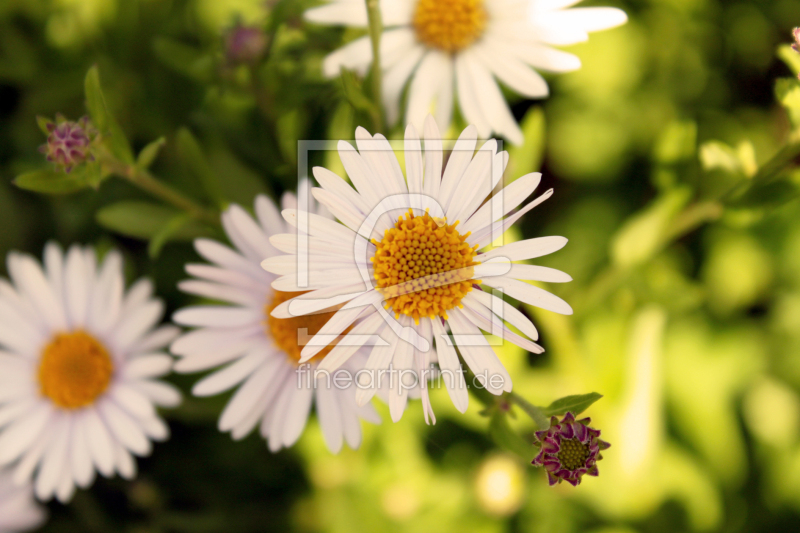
[171, 189, 381, 454]
[0, 469, 45, 533]
[306, 0, 627, 144]
[0, 244, 181, 503]
[262, 116, 572, 424]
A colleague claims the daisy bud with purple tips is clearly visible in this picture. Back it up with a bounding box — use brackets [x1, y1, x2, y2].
[38, 114, 97, 173]
[792, 27, 800, 54]
[531, 412, 610, 487]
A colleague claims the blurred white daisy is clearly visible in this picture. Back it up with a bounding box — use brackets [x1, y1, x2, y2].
[262, 117, 572, 423]
[0, 244, 181, 503]
[0, 469, 45, 533]
[306, 0, 627, 144]
[171, 190, 381, 454]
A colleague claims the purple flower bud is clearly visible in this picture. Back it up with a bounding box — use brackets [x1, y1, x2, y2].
[531, 411, 609, 487]
[39, 116, 96, 173]
[224, 24, 268, 66]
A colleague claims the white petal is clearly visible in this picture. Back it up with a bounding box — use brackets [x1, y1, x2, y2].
[462, 171, 540, 235]
[448, 309, 511, 394]
[463, 51, 523, 145]
[439, 124, 478, 212]
[474, 40, 549, 98]
[123, 354, 174, 379]
[35, 415, 70, 501]
[173, 306, 260, 328]
[316, 381, 343, 453]
[477, 236, 568, 262]
[0, 403, 51, 466]
[97, 400, 151, 456]
[406, 51, 450, 134]
[482, 276, 573, 315]
[87, 250, 124, 335]
[384, 44, 426, 125]
[218, 357, 284, 432]
[422, 115, 443, 200]
[173, 336, 262, 374]
[83, 407, 115, 477]
[70, 413, 94, 489]
[109, 383, 156, 420]
[132, 380, 182, 408]
[7, 253, 67, 331]
[321, 35, 372, 78]
[468, 289, 539, 340]
[431, 318, 468, 413]
[192, 349, 268, 396]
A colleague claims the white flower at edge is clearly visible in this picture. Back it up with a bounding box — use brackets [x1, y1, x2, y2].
[171, 190, 381, 454]
[0, 244, 181, 503]
[306, 0, 627, 144]
[0, 468, 45, 533]
[262, 117, 573, 424]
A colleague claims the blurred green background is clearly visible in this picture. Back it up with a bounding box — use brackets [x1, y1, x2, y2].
[3, 0, 800, 531]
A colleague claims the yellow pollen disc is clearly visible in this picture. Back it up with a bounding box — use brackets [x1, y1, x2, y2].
[38, 331, 114, 410]
[413, 0, 488, 53]
[371, 210, 480, 324]
[266, 290, 348, 364]
[557, 439, 589, 471]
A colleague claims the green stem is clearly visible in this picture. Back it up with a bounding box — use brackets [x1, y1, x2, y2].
[365, 0, 385, 132]
[105, 159, 220, 226]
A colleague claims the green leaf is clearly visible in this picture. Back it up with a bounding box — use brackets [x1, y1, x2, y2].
[176, 128, 225, 205]
[148, 212, 192, 258]
[507, 107, 545, 180]
[137, 137, 166, 169]
[775, 77, 800, 127]
[36, 115, 53, 135]
[84, 66, 134, 164]
[778, 44, 800, 78]
[96, 201, 212, 240]
[489, 411, 535, 459]
[85, 65, 109, 132]
[14, 168, 90, 194]
[540, 393, 603, 418]
[339, 68, 377, 115]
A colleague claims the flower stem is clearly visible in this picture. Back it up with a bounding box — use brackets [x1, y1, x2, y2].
[365, 0, 385, 132]
[105, 159, 220, 226]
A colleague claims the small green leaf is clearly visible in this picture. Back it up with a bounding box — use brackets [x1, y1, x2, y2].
[775, 77, 800, 127]
[85, 65, 109, 132]
[489, 411, 534, 459]
[653, 120, 697, 164]
[507, 107, 545, 180]
[778, 44, 800, 78]
[148, 212, 192, 258]
[14, 168, 90, 194]
[540, 393, 603, 418]
[699, 141, 744, 175]
[84, 66, 134, 164]
[96, 201, 212, 240]
[36, 116, 54, 135]
[176, 128, 224, 205]
[137, 137, 166, 169]
[340, 68, 377, 115]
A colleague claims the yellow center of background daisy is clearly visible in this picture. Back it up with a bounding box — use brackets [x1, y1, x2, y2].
[557, 439, 589, 471]
[266, 290, 348, 364]
[38, 331, 114, 409]
[371, 210, 479, 323]
[413, 0, 488, 53]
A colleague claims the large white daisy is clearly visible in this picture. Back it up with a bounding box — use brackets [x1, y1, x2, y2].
[306, 0, 627, 144]
[261, 117, 572, 423]
[0, 244, 181, 503]
[0, 469, 45, 533]
[171, 190, 381, 454]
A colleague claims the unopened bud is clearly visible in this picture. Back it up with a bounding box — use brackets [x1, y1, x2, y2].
[38, 115, 97, 173]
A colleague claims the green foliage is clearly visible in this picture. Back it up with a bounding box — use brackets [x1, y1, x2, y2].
[96, 201, 213, 241]
[540, 393, 603, 418]
[14, 168, 91, 194]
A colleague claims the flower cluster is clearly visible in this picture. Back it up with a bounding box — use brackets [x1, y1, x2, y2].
[38, 115, 97, 173]
[531, 412, 610, 486]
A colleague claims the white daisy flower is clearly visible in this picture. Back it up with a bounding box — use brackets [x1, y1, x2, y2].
[171, 190, 381, 454]
[261, 117, 572, 424]
[0, 244, 181, 503]
[306, 0, 627, 144]
[0, 469, 45, 533]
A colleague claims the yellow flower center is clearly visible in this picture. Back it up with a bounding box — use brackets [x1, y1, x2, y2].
[266, 290, 348, 364]
[557, 439, 589, 471]
[413, 0, 488, 53]
[38, 331, 114, 410]
[371, 210, 479, 323]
